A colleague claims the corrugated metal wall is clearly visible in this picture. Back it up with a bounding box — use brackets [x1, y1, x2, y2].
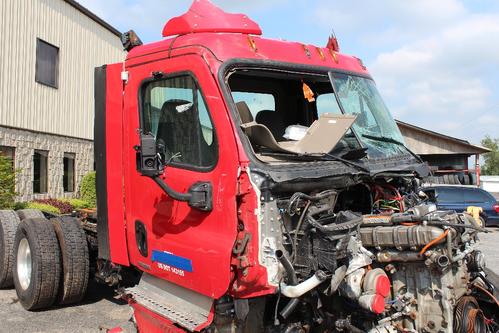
[0, 0, 124, 140]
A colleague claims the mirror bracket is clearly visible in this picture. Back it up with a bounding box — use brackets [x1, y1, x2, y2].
[137, 133, 213, 212]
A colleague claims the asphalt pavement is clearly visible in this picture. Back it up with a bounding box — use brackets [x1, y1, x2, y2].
[1, 227, 499, 332]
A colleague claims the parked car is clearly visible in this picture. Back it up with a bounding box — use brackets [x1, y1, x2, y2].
[421, 185, 499, 226]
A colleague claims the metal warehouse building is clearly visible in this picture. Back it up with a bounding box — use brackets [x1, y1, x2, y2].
[0, 0, 124, 201]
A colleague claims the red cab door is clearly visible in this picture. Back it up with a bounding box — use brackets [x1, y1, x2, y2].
[122, 54, 239, 298]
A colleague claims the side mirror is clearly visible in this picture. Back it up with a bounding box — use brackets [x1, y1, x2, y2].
[137, 132, 164, 177]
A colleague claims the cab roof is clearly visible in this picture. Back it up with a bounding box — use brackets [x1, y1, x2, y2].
[126, 0, 370, 76]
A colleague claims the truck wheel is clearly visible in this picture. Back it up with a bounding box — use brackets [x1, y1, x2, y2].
[13, 218, 61, 310]
[17, 209, 45, 221]
[0, 210, 21, 288]
[51, 216, 89, 305]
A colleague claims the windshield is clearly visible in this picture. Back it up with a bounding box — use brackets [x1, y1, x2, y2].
[228, 68, 409, 164]
[328, 73, 407, 158]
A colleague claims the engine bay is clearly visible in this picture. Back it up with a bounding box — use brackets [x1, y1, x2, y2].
[213, 175, 498, 333]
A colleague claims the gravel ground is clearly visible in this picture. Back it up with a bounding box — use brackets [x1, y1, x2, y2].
[0, 281, 133, 333]
[1, 227, 498, 332]
[478, 227, 499, 276]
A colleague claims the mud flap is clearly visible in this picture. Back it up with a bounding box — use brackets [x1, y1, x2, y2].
[126, 273, 214, 331]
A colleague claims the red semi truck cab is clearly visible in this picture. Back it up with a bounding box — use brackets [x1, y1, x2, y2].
[92, 1, 497, 332]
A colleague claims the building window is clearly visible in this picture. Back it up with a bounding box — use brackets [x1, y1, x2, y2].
[63, 153, 75, 192]
[0, 146, 15, 170]
[33, 150, 48, 194]
[35, 38, 59, 88]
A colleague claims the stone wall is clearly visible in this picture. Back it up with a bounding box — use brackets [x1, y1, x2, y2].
[0, 126, 94, 201]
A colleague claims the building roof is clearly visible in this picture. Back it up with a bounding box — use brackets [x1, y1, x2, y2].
[63, 0, 121, 37]
[396, 120, 490, 155]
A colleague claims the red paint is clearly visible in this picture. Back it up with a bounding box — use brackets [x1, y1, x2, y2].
[105, 64, 129, 266]
[131, 302, 186, 333]
[122, 54, 239, 299]
[162, 0, 262, 37]
[103, 0, 377, 327]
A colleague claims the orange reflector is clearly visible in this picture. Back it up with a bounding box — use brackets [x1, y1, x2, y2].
[329, 48, 338, 63]
[248, 36, 257, 52]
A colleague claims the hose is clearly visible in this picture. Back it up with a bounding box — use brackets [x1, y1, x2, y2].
[426, 221, 487, 232]
[279, 270, 327, 298]
[473, 284, 499, 308]
[276, 250, 300, 319]
[419, 229, 450, 255]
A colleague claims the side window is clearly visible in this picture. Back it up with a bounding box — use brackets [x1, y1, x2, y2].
[232, 92, 275, 119]
[436, 189, 464, 203]
[142, 75, 217, 169]
[316, 93, 342, 116]
[464, 189, 492, 203]
[422, 189, 436, 202]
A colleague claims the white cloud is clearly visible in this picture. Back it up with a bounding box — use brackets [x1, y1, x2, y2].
[314, 0, 467, 45]
[364, 10, 499, 142]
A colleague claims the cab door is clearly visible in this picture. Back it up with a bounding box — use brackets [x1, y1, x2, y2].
[122, 55, 239, 298]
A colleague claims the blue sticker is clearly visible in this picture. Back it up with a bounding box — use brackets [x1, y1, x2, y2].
[151, 250, 193, 273]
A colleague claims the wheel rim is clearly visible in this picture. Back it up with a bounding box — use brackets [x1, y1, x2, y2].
[17, 238, 32, 290]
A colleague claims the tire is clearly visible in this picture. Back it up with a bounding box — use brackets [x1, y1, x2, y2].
[479, 217, 486, 228]
[13, 218, 61, 310]
[443, 174, 451, 184]
[458, 173, 465, 185]
[453, 174, 460, 185]
[470, 173, 477, 186]
[17, 209, 45, 221]
[51, 216, 89, 305]
[463, 175, 470, 185]
[0, 210, 21, 288]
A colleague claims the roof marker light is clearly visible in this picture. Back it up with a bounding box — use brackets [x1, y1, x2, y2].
[316, 47, 326, 61]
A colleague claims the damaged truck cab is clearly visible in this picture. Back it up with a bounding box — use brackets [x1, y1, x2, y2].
[94, 1, 497, 332]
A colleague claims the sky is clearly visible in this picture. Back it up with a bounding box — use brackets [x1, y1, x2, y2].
[78, 0, 499, 145]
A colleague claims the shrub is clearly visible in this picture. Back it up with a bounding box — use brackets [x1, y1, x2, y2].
[14, 202, 28, 210]
[35, 198, 73, 214]
[59, 198, 91, 210]
[25, 202, 61, 215]
[80, 172, 97, 208]
[0, 154, 17, 209]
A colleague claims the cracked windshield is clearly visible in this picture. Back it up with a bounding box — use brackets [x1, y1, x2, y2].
[327, 73, 408, 158]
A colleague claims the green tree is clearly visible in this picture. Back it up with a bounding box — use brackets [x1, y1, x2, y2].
[0, 154, 17, 209]
[481, 135, 499, 175]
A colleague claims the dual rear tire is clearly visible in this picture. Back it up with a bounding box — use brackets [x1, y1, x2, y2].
[0, 210, 89, 310]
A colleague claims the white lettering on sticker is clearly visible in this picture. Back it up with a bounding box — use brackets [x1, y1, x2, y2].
[157, 263, 185, 276]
